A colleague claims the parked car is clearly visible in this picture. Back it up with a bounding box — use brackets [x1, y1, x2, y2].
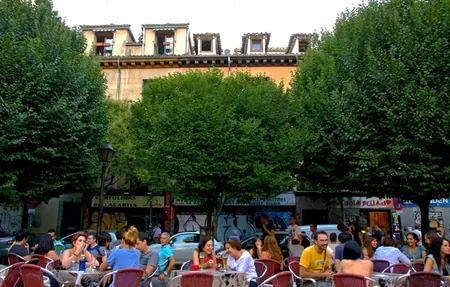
[0, 230, 14, 264]
[54, 230, 118, 251]
[149, 231, 223, 265]
[300, 224, 340, 242]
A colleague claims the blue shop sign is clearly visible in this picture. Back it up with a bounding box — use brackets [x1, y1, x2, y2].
[403, 198, 450, 207]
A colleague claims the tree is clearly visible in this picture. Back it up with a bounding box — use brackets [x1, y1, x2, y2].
[131, 69, 304, 236]
[0, 0, 109, 203]
[291, 0, 450, 233]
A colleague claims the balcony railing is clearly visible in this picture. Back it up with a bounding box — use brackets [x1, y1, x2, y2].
[155, 43, 174, 55]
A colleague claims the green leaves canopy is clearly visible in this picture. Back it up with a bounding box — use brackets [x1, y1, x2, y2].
[0, 0, 109, 202]
[132, 69, 303, 208]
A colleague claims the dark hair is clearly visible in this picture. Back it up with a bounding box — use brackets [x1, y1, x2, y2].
[197, 235, 213, 251]
[330, 233, 337, 242]
[47, 229, 56, 234]
[250, 236, 262, 255]
[363, 236, 377, 258]
[225, 238, 242, 251]
[86, 232, 97, 240]
[292, 239, 300, 245]
[115, 230, 123, 240]
[98, 231, 112, 247]
[338, 232, 351, 244]
[407, 232, 419, 245]
[137, 232, 149, 244]
[310, 223, 318, 229]
[35, 234, 54, 255]
[337, 223, 348, 232]
[343, 241, 362, 260]
[426, 231, 439, 242]
[261, 214, 269, 220]
[427, 237, 450, 270]
[383, 237, 396, 247]
[15, 228, 29, 241]
[313, 231, 328, 240]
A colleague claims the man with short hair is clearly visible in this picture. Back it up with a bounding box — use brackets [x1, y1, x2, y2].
[300, 231, 333, 287]
[260, 214, 275, 240]
[154, 232, 176, 287]
[98, 231, 112, 256]
[9, 228, 31, 260]
[86, 232, 102, 257]
[374, 237, 410, 264]
[136, 232, 159, 287]
[287, 215, 302, 247]
[47, 229, 57, 242]
[309, 223, 318, 245]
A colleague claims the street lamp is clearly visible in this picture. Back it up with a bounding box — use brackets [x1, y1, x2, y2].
[97, 142, 115, 237]
[147, 183, 153, 240]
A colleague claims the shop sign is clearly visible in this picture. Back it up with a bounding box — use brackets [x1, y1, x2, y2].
[91, 196, 164, 208]
[334, 197, 395, 209]
[173, 193, 296, 206]
[403, 198, 450, 207]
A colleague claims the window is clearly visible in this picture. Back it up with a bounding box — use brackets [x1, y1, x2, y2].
[298, 39, 309, 53]
[251, 39, 262, 52]
[171, 233, 199, 244]
[95, 32, 114, 56]
[201, 40, 212, 52]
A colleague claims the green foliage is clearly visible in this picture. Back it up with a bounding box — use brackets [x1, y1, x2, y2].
[0, 0, 109, 202]
[132, 69, 304, 208]
[291, 0, 450, 201]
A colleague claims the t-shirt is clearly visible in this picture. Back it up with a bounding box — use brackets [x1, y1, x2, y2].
[107, 248, 140, 286]
[401, 245, 425, 260]
[157, 244, 174, 274]
[299, 245, 330, 273]
[227, 250, 257, 282]
[9, 244, 28, 258]
[261, 222, 275, 240]
[140, 249, 159, 277]
[287, 224, 302, 247]
[87, 245, 102, 257]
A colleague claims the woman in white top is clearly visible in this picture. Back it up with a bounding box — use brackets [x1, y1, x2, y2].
[225, 238, 258, 287]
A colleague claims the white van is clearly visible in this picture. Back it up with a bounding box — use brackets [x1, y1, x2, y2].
[300, 224, 340, 243]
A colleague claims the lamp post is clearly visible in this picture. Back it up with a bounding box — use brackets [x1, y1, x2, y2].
[147, 183, 153, 240]
[97, 142, 115, 237]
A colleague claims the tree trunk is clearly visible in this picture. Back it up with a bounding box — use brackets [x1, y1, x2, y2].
[205, 201, 213, 237]
[337, 194, 345, 223]
[416, 196, 431, 241]
[80, 189, 95, 229]
[213, 200, 225, 238]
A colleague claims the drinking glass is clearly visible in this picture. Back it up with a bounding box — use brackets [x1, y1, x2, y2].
[199, 252, 205, 267]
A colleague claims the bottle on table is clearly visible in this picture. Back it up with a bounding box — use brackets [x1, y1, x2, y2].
[79, 254, 86, 272]
[70, 260, 77, 271]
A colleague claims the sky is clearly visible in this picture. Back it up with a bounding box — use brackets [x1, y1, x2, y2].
[51, 0, 363, 51]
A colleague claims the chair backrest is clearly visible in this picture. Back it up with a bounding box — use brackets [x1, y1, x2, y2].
[8, 253, 26, 265]
[114, 268, 145, 287]
[333, 273, 367, 287]
[391, 263, 411, 274]
[284, 256, 300, 269]
[181, 260, 193, 271]
[19, 264, 45, 287]
[371, 259, 391, 272]
[260, 271, 292, 287]
[412, 262, 425, 272]
[180, 272, 214, 287]
[31, 254, 52, 268]
[255, 259, 280, 284]
[45, 259, 61, 271]
[1, 262, 25, 287]
[254, 260, 267, 279]
[288, 261, 300, 277]
[408, 271, 445, 287]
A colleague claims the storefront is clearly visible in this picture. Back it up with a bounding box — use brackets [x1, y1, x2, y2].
[173, 192, 296, 242]
[91, 195, 165, 233]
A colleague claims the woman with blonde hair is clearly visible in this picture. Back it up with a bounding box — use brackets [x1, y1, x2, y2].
[260, 235, 284, 270]
[100, 226, 140, 286]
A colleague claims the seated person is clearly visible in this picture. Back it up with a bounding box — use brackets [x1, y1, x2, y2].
[260, 235, 284, 270]
[362, 236, 377, 260]
[338, 240, 373, 278]
[86, 232, 102, 257]
[9, 228, 31, 261]
[60, 233, 96, 269]
[136, 232, 159, 286]
[97, 231, 112, 257]
[424, 237, 450, 280]
[334, 233, 352, 272]
[401, 233, 426, 262]
[225, 239, 258, 287]
[289, 238, 304, 257]
[248, 236, 262, 259]
[34, 234, 59, 261]
[192, 236, 217, 269]
[374, 237, 410, 264]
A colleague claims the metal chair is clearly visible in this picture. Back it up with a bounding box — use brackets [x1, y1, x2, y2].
[0, 262, 25, 287]
[284, 256, 300, 270]
[143, 266, 158, 287]
[254, 260, 268, 283]
[255, 259, 281, 284]
[180, 260, 193, 271]
[371, 259, 392, 272]
[405, 271, 448, 287]
[98, 267, 144, 287]
[31, 254, 53, 268]
[288, 261, 316, 287]
[170, 272, 214, 287]
[8, 253, 27, 265]
[382, 263, 411, 274]
[260, 271, 292, 287]
[45, 260, 62, 271]
[412, 262, 425, 272]
[333, 273, 377, 287]
[19, 263, 66, 287]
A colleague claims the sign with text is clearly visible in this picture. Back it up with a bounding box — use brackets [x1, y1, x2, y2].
[403, 198, 450, 207]
[334, 197, 395, 209]
[173, 193, 296, 206]
[91, 196, 164, 208]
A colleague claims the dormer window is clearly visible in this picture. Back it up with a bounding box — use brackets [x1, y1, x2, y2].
[298, 39, 309, 53]
[251, 39, 262, 52]
[201, 40, 212, 52]
[95, 32, 114, 56]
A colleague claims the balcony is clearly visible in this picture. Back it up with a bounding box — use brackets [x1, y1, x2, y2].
[155, 42, 174, 56]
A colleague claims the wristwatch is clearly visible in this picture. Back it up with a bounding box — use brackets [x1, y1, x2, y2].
[163, 271, 168, 276]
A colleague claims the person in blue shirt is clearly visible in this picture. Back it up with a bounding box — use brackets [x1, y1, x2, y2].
[153, 232, 176, 287]
[100, 226, 140, 286]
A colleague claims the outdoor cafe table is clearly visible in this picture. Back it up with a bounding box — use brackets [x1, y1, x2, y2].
[170, 270, 248, 287]
[372, 272, 406, 287]
[56, 270, 109, 287]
